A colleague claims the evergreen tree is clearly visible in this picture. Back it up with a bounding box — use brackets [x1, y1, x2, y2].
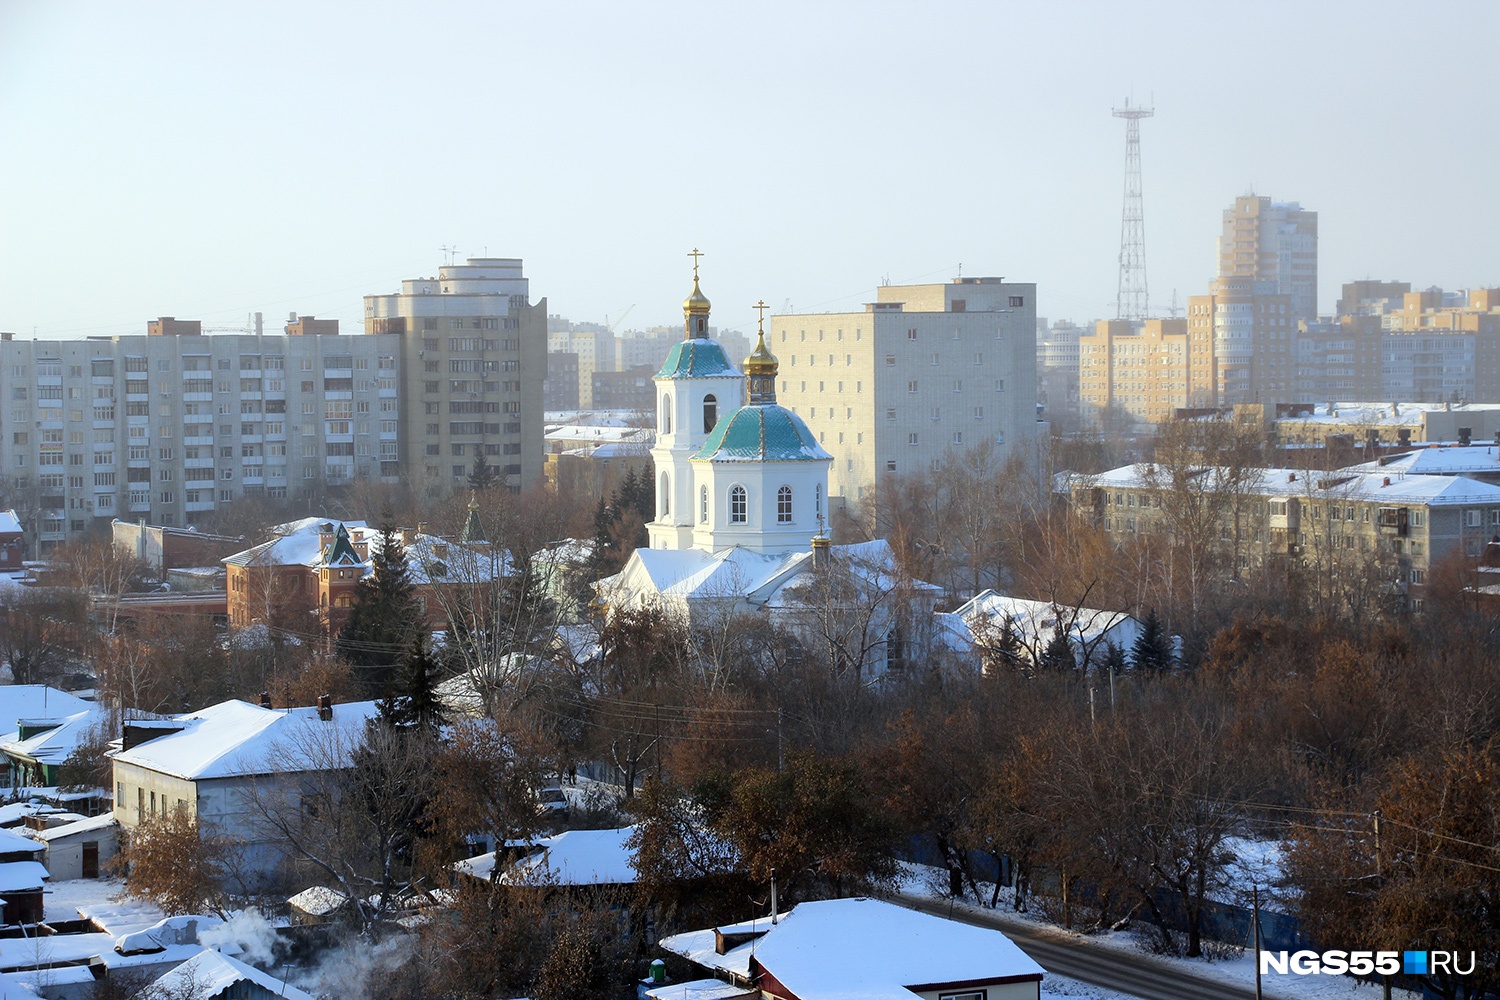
[1104, 640, 1129, 679]
[336, 524, 422, 692]
[1040, 625, 1076, 672]
[379, 633, 448, 732]
[467, 450, 498, 492]
[1130, 608, 1174, 672]
[616, 467, 641, 521]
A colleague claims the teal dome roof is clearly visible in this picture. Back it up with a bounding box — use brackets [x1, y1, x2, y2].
[693, 404, 833, 463]
[655, 338, 740, 380]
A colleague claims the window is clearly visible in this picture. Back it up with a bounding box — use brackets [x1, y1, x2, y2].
[907, 380, 918, 393]
[1009, 295, 1025, 307]
[885, 355, 896, 366]
[661, 393, 672, 433]
[907, 328, 917, 341]
[908, 432, 919, 446]
[886, 408, 896, 421]
[660, 472, 670, 516]
[777, 485, 793, 523]
[700, 486, 708, 523]
[730, 485, 747, 523]
[703, 394, 718, 432]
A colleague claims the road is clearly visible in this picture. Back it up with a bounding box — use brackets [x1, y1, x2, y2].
[883, 892, 1302, 1000]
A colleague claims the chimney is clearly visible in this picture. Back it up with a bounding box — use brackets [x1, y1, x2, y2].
[1459, 427, 1472, 447]
[1287, 473, 1296, 483]
[259, 691, 272, 709]
[770, 868, 779, 924]
[811, 535, 831, 569]
[318, 694, 333, 722]
[1383, 477, 1391, 487]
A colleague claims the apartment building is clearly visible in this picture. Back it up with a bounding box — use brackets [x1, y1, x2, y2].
[771, 277, 1037, 509]
[1217, 195, 1319, 321]
[1186, 276, 1298, 407]
[0, 327, 399, 548]
[1068, 462, 1500, 610]
[364, 258, 547, 493]
[1078, 319, 1190, 425]
[1037, 319, 1086, 428]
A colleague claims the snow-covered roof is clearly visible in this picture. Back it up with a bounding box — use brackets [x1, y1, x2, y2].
[223, 517, 508, 582]
[0, 687, 91, 736]
[0, 828, 43, 858]
[1277, 401, 1500, 427]
[503, 826, 638, 886]
[545, 424, 653, 447]
[1345, 444, 1500, 478]
[656, 338, 742, 380]
[643, 979, 755, 1000]
[0, 862, 46, 892]
[663, 898, 1044, 999]
[0, 511, 20, 536]
[950, 591, 1137, 647]
[148, 948, 314, 1000]
[1069, 464, 1500, 507]
[110, 699, 381, 781]
[114, 913, 223, 955]
[30, 813, 115, 842]
[223, 517, 369, 568]
[288, 885, 349, 916]
[693, 404, 833, 463]
[658, 913, 781, 980]
[1, 707, 107, 767]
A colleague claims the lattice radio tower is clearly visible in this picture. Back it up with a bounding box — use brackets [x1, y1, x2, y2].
[1113, 98, 1154, 321]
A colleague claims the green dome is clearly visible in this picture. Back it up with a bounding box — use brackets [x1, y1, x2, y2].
[655, 338, 740, 380]
[693, 404, 833, 463]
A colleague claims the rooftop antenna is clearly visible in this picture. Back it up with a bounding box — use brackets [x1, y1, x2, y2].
[440, 245, 460, 266]
[1113, 96, 1155, 321]
[1167, 289, 1182, 318]
[957, 262, 963, 279]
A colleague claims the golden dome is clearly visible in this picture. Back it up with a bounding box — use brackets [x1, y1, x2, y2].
[744, 328, 778, 377]
[683, 276, 712, 317]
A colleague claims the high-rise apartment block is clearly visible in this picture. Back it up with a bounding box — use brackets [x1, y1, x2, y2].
[771, 278, 1037, 509]
[1078, 319, 1190, 425]
[1217, 196, 1318, 321]
[0, 326, 400, 547]
[364, 258, 547, 493]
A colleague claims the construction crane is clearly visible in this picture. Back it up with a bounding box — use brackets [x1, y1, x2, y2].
[605, 304, 635, 334]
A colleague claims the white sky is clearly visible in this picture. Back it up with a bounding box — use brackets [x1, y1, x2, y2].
[2, 0, 1497, 342]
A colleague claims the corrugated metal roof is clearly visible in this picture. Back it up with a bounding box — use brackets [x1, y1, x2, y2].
[654, 338, 741, 379]
[693, 405, 832, 463]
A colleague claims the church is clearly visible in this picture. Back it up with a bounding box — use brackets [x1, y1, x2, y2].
[596, 258, 940, 675]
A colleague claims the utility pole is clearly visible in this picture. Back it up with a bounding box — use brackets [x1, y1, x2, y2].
[1253, 885, 1263, 1000]
[1113, 98, 1155, 322]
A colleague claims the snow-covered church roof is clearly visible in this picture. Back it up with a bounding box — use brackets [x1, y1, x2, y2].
[655, 338, 741, 380]
[694, 404, 833, 463]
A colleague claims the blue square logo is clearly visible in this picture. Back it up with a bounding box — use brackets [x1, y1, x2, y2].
[1404, 951, 1428, 975]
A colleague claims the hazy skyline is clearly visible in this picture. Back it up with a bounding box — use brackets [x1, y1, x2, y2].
[3, 0, 1497, 342]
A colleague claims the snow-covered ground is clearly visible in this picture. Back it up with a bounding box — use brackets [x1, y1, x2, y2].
[1043, 975, 1134, 999]
[895, 864, 1418, 1000]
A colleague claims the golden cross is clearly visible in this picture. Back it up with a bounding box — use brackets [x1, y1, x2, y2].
[688, 247, 704, 279]
[754, 299, 768, 331]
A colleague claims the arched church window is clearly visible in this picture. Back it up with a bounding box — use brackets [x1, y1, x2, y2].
[777, 485, 793, 523]
[730, 485, 747, 523]
[815, 483, 822, 519]
[660, 472, 670, 516]
[703, 394, 718, 433]
[700, 486, 708, 523]
[661, 394, 672, 434]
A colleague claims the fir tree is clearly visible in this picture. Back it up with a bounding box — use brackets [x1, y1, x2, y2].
[336, 524, 422, 692]
[1040, 625, 1076, 672]
[379, 633, 449, 732]
[1131, 608, 1174, 673]
[467, 450, 499, 492]
[1103, 640, 1128, 678]
[616, 467, 641, 521]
